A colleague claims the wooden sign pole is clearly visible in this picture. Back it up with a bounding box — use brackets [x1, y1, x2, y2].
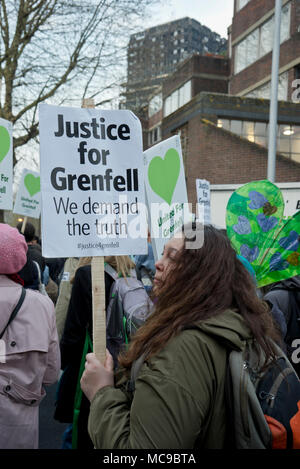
[82, 98, 106, 363]
[21, 216, 27, 234]
[91, 257, 106, 363]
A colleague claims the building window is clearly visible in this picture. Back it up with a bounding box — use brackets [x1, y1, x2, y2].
[235, 29, 259, 73]
[235, 2, 291, 74]
[171, 89, 179, 109]
[165, 95, 172, 116]
[149, 93, 162, 118]
[294, 64, 300, 80]
[245, 71, 288, 101]
[259, 16, 274, 57]
[148, 126, 161, 146]
[281, 2, 291, 42]
[163, 80, 192, 117]
[134, 32, 145, 41]
[217, 118, 300, 163]
[230, 120, 242, 135]
[237, 0, 251, 11]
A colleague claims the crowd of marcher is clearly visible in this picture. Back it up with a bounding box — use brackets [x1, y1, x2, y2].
[0, 220, 299, 449]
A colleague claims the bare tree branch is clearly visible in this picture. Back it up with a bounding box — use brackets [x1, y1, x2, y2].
[0, 0, 162, 166]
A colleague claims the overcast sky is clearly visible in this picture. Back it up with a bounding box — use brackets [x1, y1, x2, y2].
[146, 0, 234, 38]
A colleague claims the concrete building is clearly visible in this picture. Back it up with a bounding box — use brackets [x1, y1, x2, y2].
[132, 3, 300, 210]
[160, 90, 300, 205]
[146, 53, 230, 150]
[123, 17, 227, 111]
[229, 0, 300, 100]
[143, 50, 300, 206]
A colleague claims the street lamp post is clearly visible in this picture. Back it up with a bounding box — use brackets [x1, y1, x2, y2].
[267, 0, 282, 183]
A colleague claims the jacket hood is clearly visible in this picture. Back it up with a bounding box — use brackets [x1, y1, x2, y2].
[134, 243, 155, 276]
[270, 275, 300, 292]
[193, 309, 253, 352]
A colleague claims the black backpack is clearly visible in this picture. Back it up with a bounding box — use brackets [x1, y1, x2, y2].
[284, 289, 300, 375]
[225, 340, 300, 449]
[265, 285, 300, 378]
[127, 339, 300, 449]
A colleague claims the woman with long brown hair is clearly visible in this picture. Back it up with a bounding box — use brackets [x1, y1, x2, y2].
[54, 254, 137, 448]
[81, 223, 280, 449]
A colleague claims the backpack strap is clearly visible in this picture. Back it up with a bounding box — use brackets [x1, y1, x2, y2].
[105, 263, 135, 280]
[135, 265, 142, 281]
[224, 348, 236, 448]
[126, 352, 147, 393]
[0, 288, 26, 340]
[33, 260, 42, 283]
[104, 263, 119, 281]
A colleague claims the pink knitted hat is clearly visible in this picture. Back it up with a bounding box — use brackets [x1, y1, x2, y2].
[0, 223, 28, 274]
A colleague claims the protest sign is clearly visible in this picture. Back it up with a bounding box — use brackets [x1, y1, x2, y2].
[39, 102, 147, 361]
[0, 118, 13, 210]
[39, 103, 148, 259]
[144, 135, 189, 260]
[196, 179, 211, 224]
[79, 98, 107, 363]
[13, 168, 41, 219]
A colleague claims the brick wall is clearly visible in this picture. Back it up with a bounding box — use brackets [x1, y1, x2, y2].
[193, 77, 228, 96]
[232, 0, 297, 42]
[170, 117, 300, 205]
[289, 0, 300, 37]
[148, 110, 163, 129]
[163, 55, 229, 97]
[232, 0, 277, 41]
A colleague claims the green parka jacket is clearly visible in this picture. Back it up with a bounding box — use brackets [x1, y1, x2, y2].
[88, 309, 253, 449]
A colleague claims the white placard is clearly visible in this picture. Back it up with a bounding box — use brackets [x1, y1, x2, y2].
[0, 118, 13, 210]
[196, 179, 211, 225]
[144, 136, 189, 261]
[13, 168, 41, 218]
[39, 103, 147, 258]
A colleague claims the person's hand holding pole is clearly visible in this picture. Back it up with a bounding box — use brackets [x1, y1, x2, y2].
[80, 349, 114, 402]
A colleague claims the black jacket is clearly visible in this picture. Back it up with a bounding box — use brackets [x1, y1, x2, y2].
[264, 275, 300, 327]
[264, 276, 300, 377]
[55, 264, 113, 448]
[18, 244, 46, 289]
[60, 265, 113, 369]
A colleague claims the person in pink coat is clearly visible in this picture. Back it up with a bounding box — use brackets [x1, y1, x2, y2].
[0, 223, 60, 449]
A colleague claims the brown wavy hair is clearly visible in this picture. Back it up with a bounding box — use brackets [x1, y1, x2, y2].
[70, 255, 135, 284]
[119, 223, 279, 370]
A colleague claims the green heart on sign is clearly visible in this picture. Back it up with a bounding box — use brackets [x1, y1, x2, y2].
[148, 148, 180, 205]
[24, 174, 40, 197]
[0, 126, 11, 163]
